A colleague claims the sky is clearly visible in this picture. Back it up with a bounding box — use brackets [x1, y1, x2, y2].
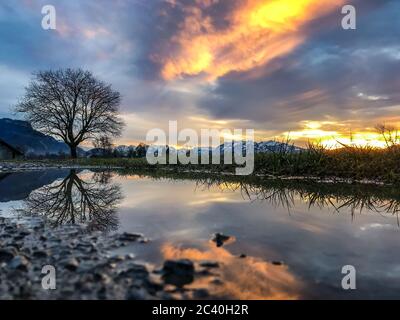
[0, 0, 399, 148]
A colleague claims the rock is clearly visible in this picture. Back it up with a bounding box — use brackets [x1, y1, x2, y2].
[0, 248, 16, 263]
[126, 287, 150, 300]
[110, 255, 125, 262]
[118, 232, 142, 242]
[107, 263, 117, 269]
[197, 269, 213, 276]
[125, 253, 135, 260]
[64, 258, 80, 271]
[192, 288, 209, 299]
[127, 264, 149, 276]
[163, 259, 194, 275]
[33, 250, 48, 258]
[143, 279, 164, 294]
[162, 259, 195, 288]
[93, 272, 111, 284]
[8, 256, 30, 271]
[211, 233, 231, 247]
[18, 230, 31, 237]
[118, 264, 149, 280]
[162, 272, 194, 288]
[210, 278, 223, 286]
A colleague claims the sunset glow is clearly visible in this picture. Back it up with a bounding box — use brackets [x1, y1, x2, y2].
[282, 121, 391, 148]
[1, 1, 398, 149]
[159, 0, 345, 80]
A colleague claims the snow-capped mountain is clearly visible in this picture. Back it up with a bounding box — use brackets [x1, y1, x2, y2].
[86, 141, 302, 158]
[217, 141, 255, 154]
[217, 140, 302, 154]
[192, 147, 214, 155]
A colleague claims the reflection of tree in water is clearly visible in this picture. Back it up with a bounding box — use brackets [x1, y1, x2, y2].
[22, 170, 122, 232]
[214, 181, 400, 224]
[194, 177, 400, 224]
[93, 170, 113, 185]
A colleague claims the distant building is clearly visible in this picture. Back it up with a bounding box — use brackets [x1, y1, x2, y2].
[0, 139, 24, 160]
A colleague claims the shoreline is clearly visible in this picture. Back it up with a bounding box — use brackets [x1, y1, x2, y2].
[0, 214, 220, 300]
[0, 214, 156, 299]
[0, 212, 219, 300]
[0, 160, 392, 186]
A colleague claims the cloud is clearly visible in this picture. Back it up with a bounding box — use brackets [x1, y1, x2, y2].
[195, 0, 400, 131]
[161, 241, 302, 299]
[150, 0, 346, 80]
[1, 0, 400, 146]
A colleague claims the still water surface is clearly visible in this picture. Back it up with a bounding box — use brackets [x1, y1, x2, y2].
[1, 169, 399, 299]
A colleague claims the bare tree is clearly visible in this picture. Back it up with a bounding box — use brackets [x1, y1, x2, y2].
[93, 136, 114, 157]
[15, 69, 124, 158]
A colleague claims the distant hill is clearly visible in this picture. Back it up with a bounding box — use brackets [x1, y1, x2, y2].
[0, 118, 78, 157]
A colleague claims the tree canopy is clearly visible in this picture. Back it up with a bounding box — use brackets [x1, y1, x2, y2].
[16, 68, 124, 158]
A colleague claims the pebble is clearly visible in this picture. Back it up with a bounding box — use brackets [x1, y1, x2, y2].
[118, 232, 142, 242]
[0, 249, 15, 263]
[192, 288, 209, 299]
[8, 256, 30, 271]
[64, 258, 80, 271]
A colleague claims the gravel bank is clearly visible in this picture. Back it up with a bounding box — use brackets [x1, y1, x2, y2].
[0, 216, 215, 300]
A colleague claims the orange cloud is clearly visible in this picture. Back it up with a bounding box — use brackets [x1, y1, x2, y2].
[161, 242, 302, 299]
[158, 0, 345, 80]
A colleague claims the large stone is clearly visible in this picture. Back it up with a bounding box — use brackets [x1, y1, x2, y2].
[163, 259, 194, 275]
[211, 233, 231, 247]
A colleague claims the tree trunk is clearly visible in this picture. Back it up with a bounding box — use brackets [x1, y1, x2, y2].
[70, 145, 78, 159]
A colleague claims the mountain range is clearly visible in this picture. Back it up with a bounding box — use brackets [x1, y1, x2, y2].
[0, 118, 80, 157]
[112, 141, 303, 157]
[0, 118, 302, 158]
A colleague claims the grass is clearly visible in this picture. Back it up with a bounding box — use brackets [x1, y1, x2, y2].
[71, 144, 400, 184]
[8, 143, 400, 184]
[253, 144, 400, 182]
